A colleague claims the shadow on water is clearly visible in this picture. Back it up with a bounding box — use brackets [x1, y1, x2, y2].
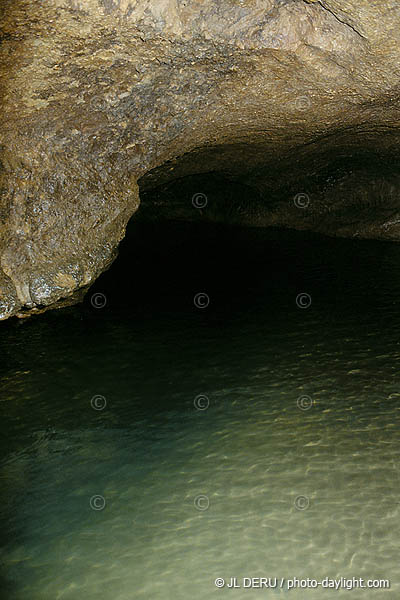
[1, 219, 400, 599]
[2, 219, 400, 464]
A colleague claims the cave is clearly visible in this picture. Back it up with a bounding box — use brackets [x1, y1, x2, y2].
[2, 0, 400, 319]
[1, 1, 400, 598]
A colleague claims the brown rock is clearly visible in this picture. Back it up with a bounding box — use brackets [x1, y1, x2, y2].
[1, 0, 400, 319]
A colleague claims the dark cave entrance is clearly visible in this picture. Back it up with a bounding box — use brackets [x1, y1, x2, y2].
[87, 170, 400, 331]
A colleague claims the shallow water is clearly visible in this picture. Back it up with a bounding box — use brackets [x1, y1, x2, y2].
[1, 221, 400, 599]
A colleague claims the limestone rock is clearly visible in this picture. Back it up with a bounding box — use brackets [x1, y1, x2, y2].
[1, 0, 400, 319]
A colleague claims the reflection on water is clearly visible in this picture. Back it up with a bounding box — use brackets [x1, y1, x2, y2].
[1, 222, 400, 599]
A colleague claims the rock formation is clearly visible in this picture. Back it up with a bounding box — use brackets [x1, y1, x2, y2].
[1, 0, 400, 319]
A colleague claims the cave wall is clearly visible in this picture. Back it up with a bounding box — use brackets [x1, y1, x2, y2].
[1, 0, 400, 319]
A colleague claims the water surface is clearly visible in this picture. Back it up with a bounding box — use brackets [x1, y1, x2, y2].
[1, 221, 399, 599]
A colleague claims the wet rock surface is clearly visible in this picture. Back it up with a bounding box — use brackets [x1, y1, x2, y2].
[1, 0, 400, 319]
